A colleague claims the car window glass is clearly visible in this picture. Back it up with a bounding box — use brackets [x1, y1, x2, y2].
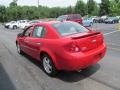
[32, 26, 46, 38]
[57, 15, 67, 21]
[52, 22, 88, 36]
[24, 26, 33, 37]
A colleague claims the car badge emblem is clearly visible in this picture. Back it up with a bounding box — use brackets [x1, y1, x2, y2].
[92, 39, 97, 43]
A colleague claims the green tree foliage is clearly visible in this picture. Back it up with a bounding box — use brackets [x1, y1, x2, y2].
[74, 0, 87, 16]
[109, 0, 120, 16]
[0, 0, 120, 22]
[0, 5, 6, 22]
[91, 4, 99, 16]
[10, 0, 18, 7]
[87, 0, 96, 15]
[99, 0, 110, 16]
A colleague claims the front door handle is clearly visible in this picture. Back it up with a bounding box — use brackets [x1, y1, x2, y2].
[24, 40, 29, 43]
[36, 43, 41, 45]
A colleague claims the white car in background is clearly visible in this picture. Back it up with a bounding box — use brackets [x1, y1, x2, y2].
[4, 21, 17, 29]
[18, 20, 29, 29]
[5, 20, 29, 29]
[4, 20, 40, 30]
[21, 20, 41, 30]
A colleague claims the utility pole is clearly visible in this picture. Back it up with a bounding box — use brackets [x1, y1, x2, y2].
[38, 0, 39, 7]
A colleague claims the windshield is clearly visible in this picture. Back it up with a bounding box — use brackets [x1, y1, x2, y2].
[108, 17, 116, 19]
[10, 21, 16, 23]
[52, 22, 89, 36]
[29, 20, 39, 24]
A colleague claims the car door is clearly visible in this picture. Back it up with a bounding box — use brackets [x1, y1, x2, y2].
[24, 25, 46, 60]
[20, 26, 33, 54]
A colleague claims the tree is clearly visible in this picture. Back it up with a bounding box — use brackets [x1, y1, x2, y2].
[109, 0, 120, 16]
[87, 0, 96, 15]
[74, 0, 87, 16]
[91, 3, 99, 16]
[10, 0, 18, 7]
[114, 0, 119, 3]
[99, 0, 110, 16]
[0, 5, 6, 22]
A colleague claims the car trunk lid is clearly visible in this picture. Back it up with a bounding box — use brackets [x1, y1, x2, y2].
[65, 32, 103, 52]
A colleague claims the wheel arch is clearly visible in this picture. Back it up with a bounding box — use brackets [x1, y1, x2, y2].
[39, 50, 60, 70]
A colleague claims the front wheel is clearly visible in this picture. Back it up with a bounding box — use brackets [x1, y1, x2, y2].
[90, 22, 93, 26]
[16, 43, 23, 54]
[42, 54, 57, 76]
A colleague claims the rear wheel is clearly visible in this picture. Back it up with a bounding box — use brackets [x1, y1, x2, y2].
[13, 25, 17, 29]
[112, 21, 115, 24]
[42, 54, 57, 76]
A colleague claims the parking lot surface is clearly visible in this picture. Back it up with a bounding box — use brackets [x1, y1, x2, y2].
[0, 23, 120, 90]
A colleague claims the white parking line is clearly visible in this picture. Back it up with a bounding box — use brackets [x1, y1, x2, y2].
[107, 43, 120, 47]
[108, 47, 120, 51]
[103, 30, 119, 36]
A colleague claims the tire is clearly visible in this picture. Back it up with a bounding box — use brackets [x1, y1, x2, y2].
[16, 43, 23, 54]
[42, 54, 57, 76]
[93, 20, 95, 23]
[13, 25, 17, 29]
[90, 22, 93, 26]
[112, 21, 115, 24]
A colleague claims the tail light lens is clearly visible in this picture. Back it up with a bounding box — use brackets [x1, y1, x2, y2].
[64, 42, 80, 53]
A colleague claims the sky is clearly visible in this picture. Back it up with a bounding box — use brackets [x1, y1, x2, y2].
[0, 0, 101, 7]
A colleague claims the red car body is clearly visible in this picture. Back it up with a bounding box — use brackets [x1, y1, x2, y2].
[57, 14, 83, 25]
[16, 21, 106, 71]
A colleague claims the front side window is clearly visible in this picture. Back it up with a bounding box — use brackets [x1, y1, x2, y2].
[52, 22, 88, 36]
[24, 26, 33, 37]
[32, 26, 46, 38]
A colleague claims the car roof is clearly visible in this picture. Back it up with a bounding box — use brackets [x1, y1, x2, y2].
[35, 21, 61, 25]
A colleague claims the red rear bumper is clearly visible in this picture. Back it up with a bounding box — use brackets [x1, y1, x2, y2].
[56, 43, 106, 71]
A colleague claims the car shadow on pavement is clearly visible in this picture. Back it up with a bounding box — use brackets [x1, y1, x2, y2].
[21, 53, 43, 69]
[56, 64, 100, 83]
[21, 53, 100, 83]
[0, 63, 16, 90]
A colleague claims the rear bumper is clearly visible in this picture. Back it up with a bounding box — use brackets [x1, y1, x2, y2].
[56, 43, 106, 71]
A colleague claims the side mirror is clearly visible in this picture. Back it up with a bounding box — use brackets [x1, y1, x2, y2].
[17, 33, 23, 37]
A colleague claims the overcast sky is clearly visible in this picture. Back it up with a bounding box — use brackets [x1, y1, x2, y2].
[0, 0, 101, 7]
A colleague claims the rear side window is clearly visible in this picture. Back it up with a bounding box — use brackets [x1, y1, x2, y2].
[32, 26, 46, 38]
[52, 22, 88, 36]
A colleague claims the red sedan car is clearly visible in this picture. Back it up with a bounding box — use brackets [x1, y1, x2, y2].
[16, 21, 106, 76]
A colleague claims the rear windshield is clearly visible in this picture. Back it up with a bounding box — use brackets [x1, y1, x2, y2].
[52, 22, 88, 36]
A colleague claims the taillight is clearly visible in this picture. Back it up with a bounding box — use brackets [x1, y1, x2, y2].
[100, 34, 104, 44]
[64, 42, 80, 53]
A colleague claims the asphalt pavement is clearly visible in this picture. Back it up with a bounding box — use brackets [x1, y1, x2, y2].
[0, 23, 120, 90]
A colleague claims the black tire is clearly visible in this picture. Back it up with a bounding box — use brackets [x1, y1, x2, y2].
[13, 25, 17, 29]
[42, 54, 57, 76]
[90, 22, 93, 26]
[16, 43, 23, 54]
[112, 21, 115, 24]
